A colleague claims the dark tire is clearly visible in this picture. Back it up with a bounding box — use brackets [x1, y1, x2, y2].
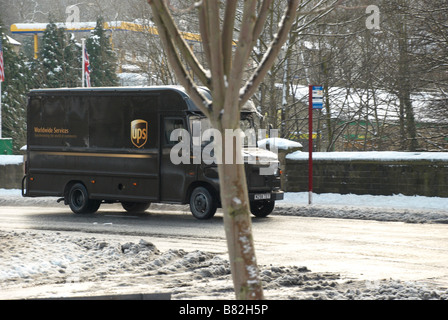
[68, 183, 101, 214]
[189, 186, 217, 220]
[250, 200, 275, 217]
[121, 202, 151, 213]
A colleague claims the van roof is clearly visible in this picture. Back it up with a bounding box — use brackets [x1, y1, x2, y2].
[28, 85, 257, 113]
[28, 85, 202, 97]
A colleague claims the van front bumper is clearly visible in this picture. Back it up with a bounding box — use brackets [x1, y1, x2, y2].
[249, 190, 284, 201]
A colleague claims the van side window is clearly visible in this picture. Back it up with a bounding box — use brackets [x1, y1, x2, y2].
[164, 118, 185, 145]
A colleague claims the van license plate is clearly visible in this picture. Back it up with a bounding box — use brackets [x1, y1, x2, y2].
[254, 193, 271, 200]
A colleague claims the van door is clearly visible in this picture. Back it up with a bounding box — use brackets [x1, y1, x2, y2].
[160, 116, 196, 203]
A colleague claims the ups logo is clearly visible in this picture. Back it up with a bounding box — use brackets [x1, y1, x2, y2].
[131, 120, 148, 148]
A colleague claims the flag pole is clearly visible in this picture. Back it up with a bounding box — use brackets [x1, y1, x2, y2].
[308, 85, 313, 205]
[0, 34, 3, 139]
[81, 38, 85, 88]
[0, 81, 2, 138]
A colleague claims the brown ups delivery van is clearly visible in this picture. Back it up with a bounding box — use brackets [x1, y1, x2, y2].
[22, 86, 283, 219]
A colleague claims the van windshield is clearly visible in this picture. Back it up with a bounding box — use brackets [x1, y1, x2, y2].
[188, 113, 261, 147]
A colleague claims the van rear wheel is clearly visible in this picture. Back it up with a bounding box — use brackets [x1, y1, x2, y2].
[189, 186, 217, 220]
[68, 183, 101, 214]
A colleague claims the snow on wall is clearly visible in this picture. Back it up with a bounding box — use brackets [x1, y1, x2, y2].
[3, 152, 448, 165]
[258, 138, 302, 150]
[0, 155, 23, 166]
[286, 151, 448, 162]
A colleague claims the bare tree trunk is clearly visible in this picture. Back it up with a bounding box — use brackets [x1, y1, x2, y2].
[218, 162, 262, 299]
[397, 0, 418, 151]
[211, 110, 263, 299]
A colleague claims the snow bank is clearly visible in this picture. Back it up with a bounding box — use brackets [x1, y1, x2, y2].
[2, 189, 447, 212]
[281, 192, 448, 212]
[1, 189, 447, 224]
[1, 229, 448, 300]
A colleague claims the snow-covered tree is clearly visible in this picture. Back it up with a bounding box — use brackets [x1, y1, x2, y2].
[39, 21, 80, 88]
[0, 22, 36, 151]
[86, 17, 119, 87]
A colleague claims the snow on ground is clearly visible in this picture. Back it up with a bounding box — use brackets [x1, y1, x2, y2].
[1, 189, 448, 299]
[1, 228, 448, 300]
[282, 192, 448, 211]
[276, 192, 448, 224]
[2, 188, 447, 223]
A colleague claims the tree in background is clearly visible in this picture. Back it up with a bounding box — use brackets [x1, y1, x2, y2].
[0, 21, 36, 151]
[2, 0, 447, 153]
[39, 21, 80, 88]
[86, 17, 119, 87]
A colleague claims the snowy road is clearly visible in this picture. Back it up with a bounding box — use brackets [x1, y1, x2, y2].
[1, 203, 448, 288]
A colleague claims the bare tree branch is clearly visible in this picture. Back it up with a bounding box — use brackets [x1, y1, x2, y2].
[252, 0, 275, 45]
[221, 0, 238, 78]
[148, 0, 209, 87]
[197, 2, 212, 71]
[239, 0, 300, 106]
[148, 0, 212, 117]
[222, 0, 258, 126]
[203, 0, 226, 118]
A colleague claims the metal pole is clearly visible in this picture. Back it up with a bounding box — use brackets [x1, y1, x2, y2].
[308, 85, 313, 205]
[0, 81, 2, 139]
[281, 40, 289, 138]
[81, 38, 85, 87]
[33, 34, 38, 59]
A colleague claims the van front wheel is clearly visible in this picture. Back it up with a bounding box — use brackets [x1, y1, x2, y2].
[68, 183, 101, 214]
[189, 186, 217, 220]
[122, 202, 150, 213]
[250, 200, 275, 218]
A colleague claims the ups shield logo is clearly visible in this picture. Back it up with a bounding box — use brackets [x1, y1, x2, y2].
[131, 120, 148, 148]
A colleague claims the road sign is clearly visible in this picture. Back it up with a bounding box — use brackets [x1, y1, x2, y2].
[311, 85, 323, 109]
[308, 85, 323, 205]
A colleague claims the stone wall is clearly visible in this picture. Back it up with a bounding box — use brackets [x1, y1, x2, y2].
[281, 152, 448, 198]
[3, 152, 448, 198]
[0, 163, 24, 189]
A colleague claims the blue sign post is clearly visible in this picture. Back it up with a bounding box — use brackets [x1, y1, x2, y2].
[308, 85, 323, 204]
[312, 86, 324, 109]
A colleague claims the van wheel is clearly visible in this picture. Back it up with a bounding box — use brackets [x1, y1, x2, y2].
[189, 186, 217, 220]
[250, 200, 275, 218]
[68, 183, 101, 214]
[121, 202, 150, 213]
